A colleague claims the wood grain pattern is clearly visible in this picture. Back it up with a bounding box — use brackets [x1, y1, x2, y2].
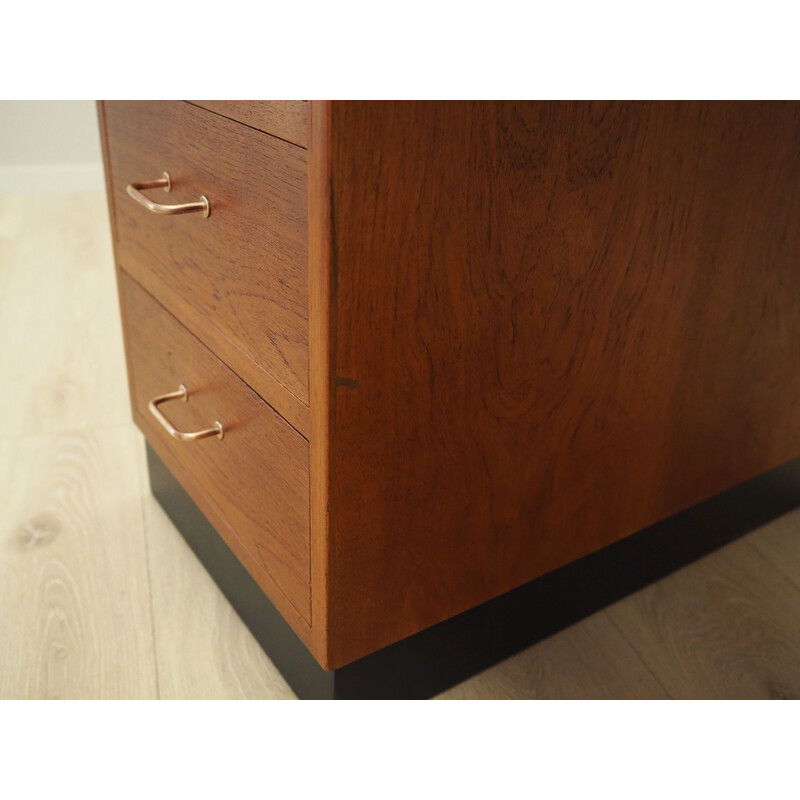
[0, 190, 302, 698]
[0, 194, 130, 436]
[119, 272, 312, 627]
[308, 101, 333, 664]
[747, 508, 800, 594]
[326, 101, 800, 666]
[438, 609, 670, 699]
[102, 101, 310, 433]
[188, 101, 308, 148]
[0, 428, 158, 699]
[6, 187, 800, 698]
[607, 537, 800, 699]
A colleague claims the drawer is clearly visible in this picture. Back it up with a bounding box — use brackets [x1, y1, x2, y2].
[119, 271, 311, 624]
[103, 101, 309, 427]
[188, 101, 308, 148]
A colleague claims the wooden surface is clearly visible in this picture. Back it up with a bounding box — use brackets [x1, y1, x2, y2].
[439, 609, 670, 700]
[120, 272, 312, 626]
[749, 504, 800, 590]
[0, 192, 130, 435]
[188, 101, 309, 148]
[101, 100, 310, 433]
[0, 429, 157, 699]
[606, 534, 800, 699]
[307, 101, 333, 662]
[326, 101, 800, 666]
[0, 192, 293, 699]
[0, 193, 159, 699]
[3, 191, 800, 698]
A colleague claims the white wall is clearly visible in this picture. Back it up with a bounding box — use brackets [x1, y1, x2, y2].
[0, 101, 104, 194]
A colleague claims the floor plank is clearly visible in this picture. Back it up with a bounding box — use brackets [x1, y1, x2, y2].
[438, 609, 670, 699]
[607, 536, 800, 699]
[747, 507, 800, 594]
[0, 193, 130, 437]
[0, 428, 157, 699]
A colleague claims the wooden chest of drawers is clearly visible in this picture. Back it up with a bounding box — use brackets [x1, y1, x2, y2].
[99, 101, 800, 697]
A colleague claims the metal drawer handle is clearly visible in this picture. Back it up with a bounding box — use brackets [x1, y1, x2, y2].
[148, 384, 223, 441]
[126, 172, 210, 218]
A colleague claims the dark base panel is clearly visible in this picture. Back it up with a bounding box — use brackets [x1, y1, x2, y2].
[147, 443, 800, 699]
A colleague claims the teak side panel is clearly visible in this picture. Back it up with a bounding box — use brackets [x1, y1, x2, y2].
[327, 101, 800, 667]
[188, 101, 309, 149]
[119, 273, 312, 627]
[103, 100, 310, 427]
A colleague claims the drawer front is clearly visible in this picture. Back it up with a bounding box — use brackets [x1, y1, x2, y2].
[120, 272, 311, 624]
[104, 101, 309, 415]
[188, 101, 308, 148]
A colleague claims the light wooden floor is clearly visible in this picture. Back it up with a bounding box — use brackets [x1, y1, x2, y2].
[2, 192, 800, 700]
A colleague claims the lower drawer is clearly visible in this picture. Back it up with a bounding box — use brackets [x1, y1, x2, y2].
[118, 271, 311, 625]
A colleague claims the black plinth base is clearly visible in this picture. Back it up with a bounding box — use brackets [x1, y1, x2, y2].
[146, 443, 800, 699]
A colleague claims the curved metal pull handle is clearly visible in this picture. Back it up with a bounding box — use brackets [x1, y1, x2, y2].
[148, 384, 223, 441]
[126, 172, 210, 217]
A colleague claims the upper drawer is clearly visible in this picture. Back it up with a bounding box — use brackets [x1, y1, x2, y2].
[102, 101, 309, 425]
[188, 101, 308, 148]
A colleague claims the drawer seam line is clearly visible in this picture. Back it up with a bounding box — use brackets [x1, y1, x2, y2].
[183, 101, 309, 151]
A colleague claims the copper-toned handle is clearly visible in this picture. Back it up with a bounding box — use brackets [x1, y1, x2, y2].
[126, 172, 210, 217]
[148, 385, 223, 441]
